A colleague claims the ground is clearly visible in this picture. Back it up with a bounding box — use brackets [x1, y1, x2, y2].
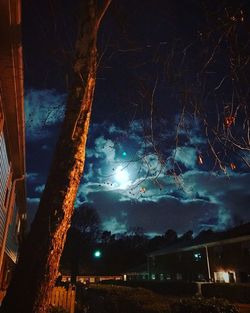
[236, 304, 250, 313]
[75, 283, 249, 313]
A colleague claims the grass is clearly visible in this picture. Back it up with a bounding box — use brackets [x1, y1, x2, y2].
[95, 284, 170, 312]
[76, 284, 239, 313]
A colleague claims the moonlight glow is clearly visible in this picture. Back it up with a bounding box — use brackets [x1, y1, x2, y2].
[115, 165, 130, 188]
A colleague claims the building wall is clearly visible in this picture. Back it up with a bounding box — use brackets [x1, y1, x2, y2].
[61, 275, 123, 284]
[6, 203, 20, 263]
[149, 248, 208, 282]
[148, 238, 250, 283]
[209, 241, 250, 283]
[0, 0, 26, 296]
[126, 273, 149, 281]
[0, 131, 11, 245]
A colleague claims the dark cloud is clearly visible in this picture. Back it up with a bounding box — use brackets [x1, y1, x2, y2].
[84, 188, 218, 235]
[25, 89, 66, 141]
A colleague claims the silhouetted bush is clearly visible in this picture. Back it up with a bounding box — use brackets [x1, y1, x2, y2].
[201, 283, 250, 304]
[82, 285, 239, 313]
[101, 280, 198, 296]
[83, 284, 170, 313]
[171, 297, 239, 313]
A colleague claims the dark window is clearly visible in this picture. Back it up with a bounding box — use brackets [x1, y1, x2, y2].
[242, 242, 250, 256]
[214, 246, 223, 259]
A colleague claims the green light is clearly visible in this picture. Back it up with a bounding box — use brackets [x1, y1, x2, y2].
[122, 151, 127, 157]
[94, 250, 101, 258]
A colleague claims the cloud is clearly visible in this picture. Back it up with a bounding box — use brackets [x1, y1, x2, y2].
[174, 146, 197, 169]
[25, 112, 250, 235]
[84, 188, 218, 235]
[78, 120, 250, 234]
[26, 172, 39, 182]
[79, 161, 250, 234]
[25, 89, 66, 141]
[35, 184, 45, 193]
[93, 136, 116, 162]
[102, 217, 127, 234]
[86, 136, 117, 182]
[182, 171, 250, 227]
[108, 124, 127, 136]
[124, 197, 218, 235]
[174, 114, 206, 146]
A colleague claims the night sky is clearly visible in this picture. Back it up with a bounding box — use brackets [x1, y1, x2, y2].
[23, 0, 250, 236]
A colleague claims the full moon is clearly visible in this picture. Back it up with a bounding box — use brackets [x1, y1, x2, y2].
[115, 165, 129, 188]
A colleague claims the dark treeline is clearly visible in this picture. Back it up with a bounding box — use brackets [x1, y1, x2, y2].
[60, 205, 228, 280]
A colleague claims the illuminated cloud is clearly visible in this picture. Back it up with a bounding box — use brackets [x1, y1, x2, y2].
[26, 115, 250, 234]
[174, 146, 197, 169]
[102, 217, 127, 234]
[35, 184, 45, 193]
[26, 172, 39, 182]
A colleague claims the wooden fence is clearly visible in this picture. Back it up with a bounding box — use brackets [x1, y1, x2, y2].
[50, 285, 76, 313]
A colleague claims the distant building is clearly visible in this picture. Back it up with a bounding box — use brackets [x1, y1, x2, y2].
[123, 263, 149, 281]
[61, 275, 123, 284]
[148, 225, 250, 283]
[0, 0, 26, 297]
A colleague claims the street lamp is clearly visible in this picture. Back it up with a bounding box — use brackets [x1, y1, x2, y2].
[93, 250, 101, 258]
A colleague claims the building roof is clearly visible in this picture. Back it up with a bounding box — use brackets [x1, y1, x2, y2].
[148, 223, 250, 257]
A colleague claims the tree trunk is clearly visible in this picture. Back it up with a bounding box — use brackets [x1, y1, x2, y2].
[0, 1, 111, 312]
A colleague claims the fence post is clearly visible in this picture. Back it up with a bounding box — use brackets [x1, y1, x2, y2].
[50, 285, 75, 313]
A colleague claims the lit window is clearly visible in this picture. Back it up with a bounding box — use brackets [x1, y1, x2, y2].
[194, 252, 202, 261]
[215, 271, 229, 283]
[166, 273, 171, 280]
[214, 271, 236, 283]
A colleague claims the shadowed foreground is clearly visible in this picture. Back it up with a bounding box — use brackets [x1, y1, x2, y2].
[75, 284, 240, 313]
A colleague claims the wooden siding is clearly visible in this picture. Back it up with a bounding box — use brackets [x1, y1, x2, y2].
[6, 203, 18, 263]
[0, 131, 10, 245]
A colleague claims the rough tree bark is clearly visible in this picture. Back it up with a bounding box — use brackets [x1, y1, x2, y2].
[0, 1, 111, 312]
